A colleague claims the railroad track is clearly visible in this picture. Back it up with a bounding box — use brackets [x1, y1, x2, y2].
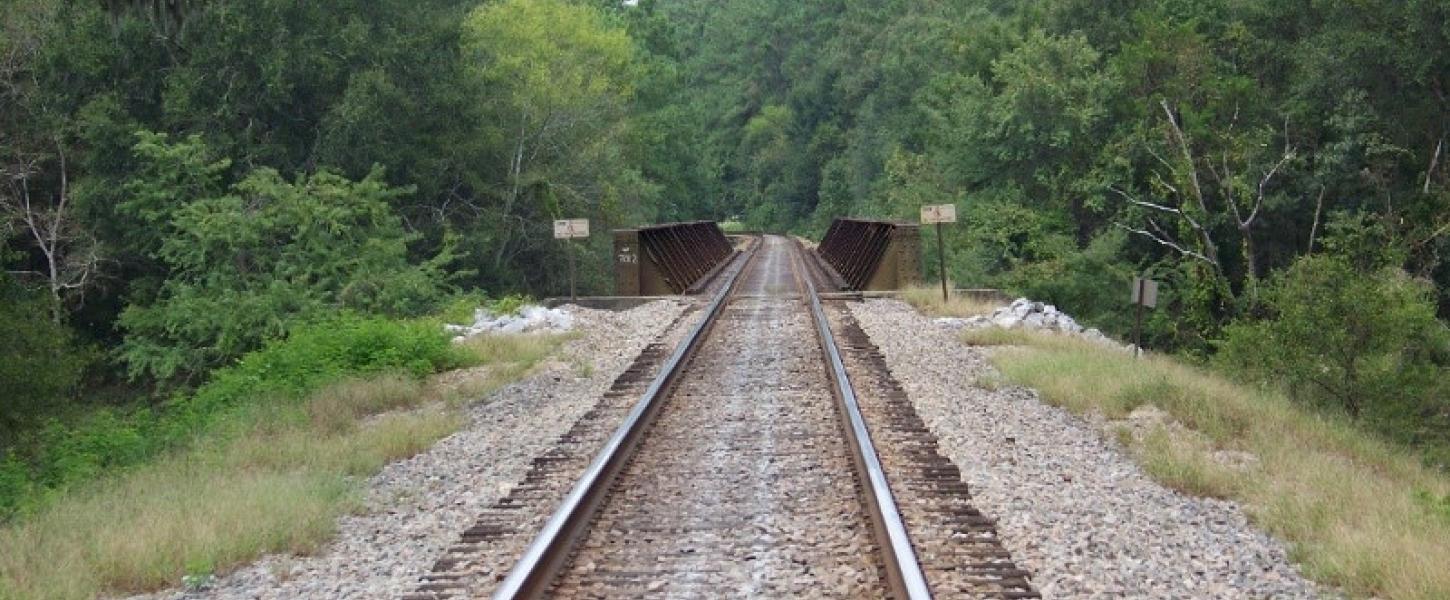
[411, 235, 1035, 599]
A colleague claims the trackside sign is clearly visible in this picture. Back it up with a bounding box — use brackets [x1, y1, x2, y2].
[553, 219, 589, 239]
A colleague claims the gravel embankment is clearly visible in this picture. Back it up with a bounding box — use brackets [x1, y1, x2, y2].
[131, 300, 691, 600]
[849, 299, 1327, 599]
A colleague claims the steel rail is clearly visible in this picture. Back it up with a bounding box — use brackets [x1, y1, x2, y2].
[490, 238, 760, 600]
[795, 244, 935, 600]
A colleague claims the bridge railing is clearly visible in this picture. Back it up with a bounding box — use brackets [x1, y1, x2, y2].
[815, 218, 921, 291]
[613, 221, 734, 295]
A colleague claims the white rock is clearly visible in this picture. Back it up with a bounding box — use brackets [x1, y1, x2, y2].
[934, 317, 971, 329]
[938, 296, 1128, 349]
[443, 304, 577, 340]
[994, 315, 1023, 329]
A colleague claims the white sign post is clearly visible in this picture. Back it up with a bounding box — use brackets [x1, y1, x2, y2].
[920, 204, 957, 225]
[920, 204, 958, 302]
[554, 219, 590, 300]
[553, 219, 589, 239]
[1131, 277, 1160, 356]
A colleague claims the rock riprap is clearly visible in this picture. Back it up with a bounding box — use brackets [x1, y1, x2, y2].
[444, 305, 574, 340]
[937, 297, 1123, 348]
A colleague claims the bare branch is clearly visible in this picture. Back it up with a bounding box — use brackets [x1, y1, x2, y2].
[1245, 148, 1294, 227]
[1410, 220, 1450, 249]
[1160, 99, 1209, 216]
[1145, 145, 1177, 174]
[1148, 170, 1182, 198]
[0, 145, 103, 322]
[1111, 187, 1182, 215]
[1114, 222, 1217, 265]
[1110, 185, 1208, 234]
[1308, 185, 1326, 253]
[1427, 135, 1444, 194]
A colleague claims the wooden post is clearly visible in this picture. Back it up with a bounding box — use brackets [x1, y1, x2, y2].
[1133, 278, 1145, 358]
[920, 204, 956, 301]
[555, 219, 588, 300]
[569, 239, 577, 301]
[936, 222, 948, 303]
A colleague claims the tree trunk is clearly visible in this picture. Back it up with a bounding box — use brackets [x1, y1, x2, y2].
[493, 121, 529, 272]
[1240, 225, 1260, 300]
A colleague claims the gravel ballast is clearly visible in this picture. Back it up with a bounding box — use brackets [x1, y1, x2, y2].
[849, 299, 1326, 599]
[131, 300, 690, 600]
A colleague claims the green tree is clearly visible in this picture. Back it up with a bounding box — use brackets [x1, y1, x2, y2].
[460, 0, 640, 286]
[1217, 255, 1449, 421]
[118, 153, 447, 384]
[0, 275, 88, 434]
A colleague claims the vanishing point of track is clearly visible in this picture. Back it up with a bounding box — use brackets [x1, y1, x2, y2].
[411, 235, 1037, 599]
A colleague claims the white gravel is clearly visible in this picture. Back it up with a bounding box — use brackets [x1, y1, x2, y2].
[129, 300, 689, 600]
[849, 299, 1328, 599]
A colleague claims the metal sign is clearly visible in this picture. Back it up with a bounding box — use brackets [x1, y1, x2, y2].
[920, 204, 957, 224]
[553, 219, 589, 239]
[1131, 277, 1159, 308]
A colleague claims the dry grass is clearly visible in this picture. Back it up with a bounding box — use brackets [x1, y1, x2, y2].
[456, 332, 570, 372]
[959, 327, 1039, 347]
[0, 332, 568, 600]
[898, 285, 1005, 318]
[435, 333, 572, 407]
[306, 374, 424, 434]
[0, 406, 458, 600]
[976, 329, 1450, 600]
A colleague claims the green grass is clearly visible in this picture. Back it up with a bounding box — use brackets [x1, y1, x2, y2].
[972, 330, 1450, 600]
[0, 327, 569, 600]
[0, 316, 470, 520]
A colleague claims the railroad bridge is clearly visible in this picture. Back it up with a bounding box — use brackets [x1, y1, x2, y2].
[612, 218, 923, 296]
[413, 223, 1037, 599]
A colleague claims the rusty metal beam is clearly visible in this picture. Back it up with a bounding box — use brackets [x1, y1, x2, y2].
[816, 218, 921, 291]
[614, 221, 734, 295]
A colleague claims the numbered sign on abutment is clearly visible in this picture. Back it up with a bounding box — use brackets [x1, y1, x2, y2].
[554, 219, 590, 239]
[920, 204, 957, 224]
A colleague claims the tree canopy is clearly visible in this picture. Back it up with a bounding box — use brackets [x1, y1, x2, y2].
[2, 0, 1447, 473]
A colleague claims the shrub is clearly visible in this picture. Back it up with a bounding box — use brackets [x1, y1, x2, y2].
[0, 279, 89, 435]
[488, 293, 532, 316]
[0, 314, 467, 521]
[118, 138, 451, 384]
[999, 230, 1134, 336]
[1216, 255, 1450, 436]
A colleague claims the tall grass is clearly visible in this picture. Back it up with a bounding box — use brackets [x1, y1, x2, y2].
[0, 328, 568, 600]
[975, 330, 1450, 600]
[898, 285, 1005, 318]
[0, 316, 472, 520]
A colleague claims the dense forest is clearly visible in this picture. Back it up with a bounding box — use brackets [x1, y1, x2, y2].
[643, 0, 1450, 455]
[2, 0, 1447, 519]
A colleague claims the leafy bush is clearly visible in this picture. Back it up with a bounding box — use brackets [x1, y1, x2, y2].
[1216, 255, 1450, 441]
[488, 293, 533, 316]
[0, 315, 467, 521]
[998, 230, 1134, 336]
[0, 279, 89, 435]
[119, 136, 451, 384]
[942, 190, 1076, 286]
